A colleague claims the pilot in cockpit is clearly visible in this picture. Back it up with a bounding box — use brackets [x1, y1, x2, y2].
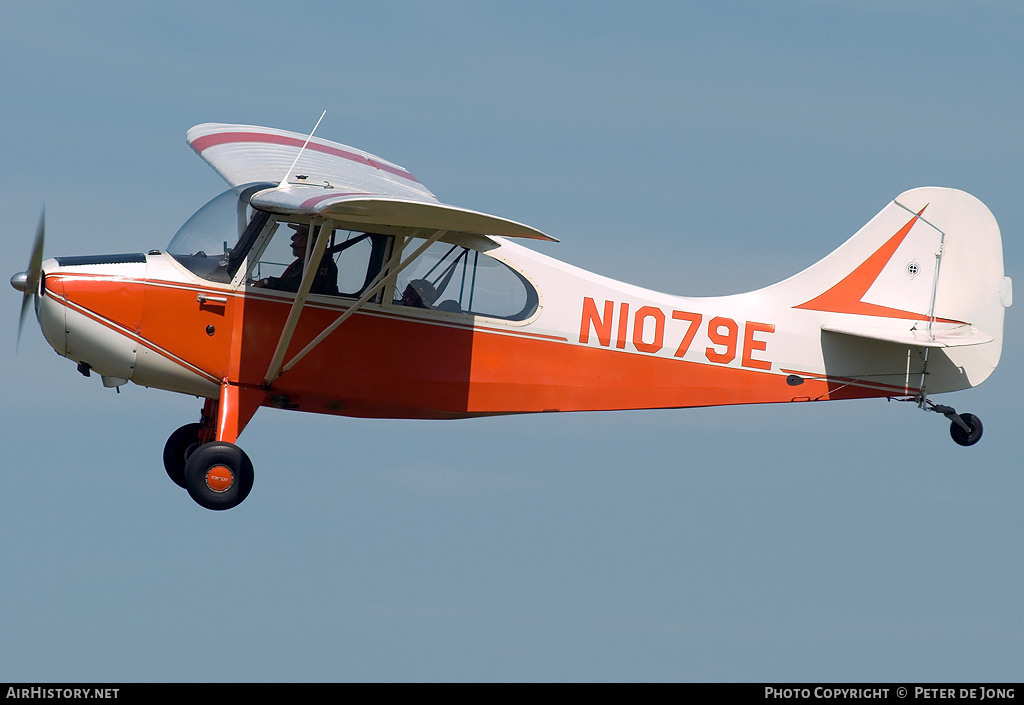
[254, 224, 339, 296]
[399, 279, 438, 309]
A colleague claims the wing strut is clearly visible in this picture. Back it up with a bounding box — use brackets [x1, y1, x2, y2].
[263, 228, 448, 385]
[262, 217, 335, 386]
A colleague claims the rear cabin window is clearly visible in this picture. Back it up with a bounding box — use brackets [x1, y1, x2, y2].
[393, 240, 537, 321]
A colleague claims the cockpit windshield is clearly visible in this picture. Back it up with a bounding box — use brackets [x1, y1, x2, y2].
[167, 184, 272, 282]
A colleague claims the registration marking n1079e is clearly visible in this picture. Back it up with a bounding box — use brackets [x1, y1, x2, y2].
[578, 297, 775, 370]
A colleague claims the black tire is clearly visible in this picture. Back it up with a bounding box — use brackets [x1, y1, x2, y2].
[950, 413, 983, 447]
[183, 441, 254, 511]
[163, 423, 203, 489]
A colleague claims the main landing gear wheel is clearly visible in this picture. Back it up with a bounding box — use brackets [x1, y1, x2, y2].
[183, 441, 254, 511]
[949, 413, 983, 447]
[163, 423, 203, 489]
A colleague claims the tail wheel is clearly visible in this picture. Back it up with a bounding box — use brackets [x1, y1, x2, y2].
[162, 423, 203, 489]
[184, 441, 254, 510]
[950, 413, 983, 447]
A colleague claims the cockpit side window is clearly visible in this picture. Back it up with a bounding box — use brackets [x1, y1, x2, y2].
[225, 209, 272, 278]
[247, 221, 389, 300]
[330, 231, 390, 296]
[394, 240, 538, 320]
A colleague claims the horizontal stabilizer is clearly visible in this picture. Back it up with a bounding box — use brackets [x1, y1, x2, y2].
[822, 322, 994, 348]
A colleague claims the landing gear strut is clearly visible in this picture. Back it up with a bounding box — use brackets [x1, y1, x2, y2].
[162, 395, 257, 510]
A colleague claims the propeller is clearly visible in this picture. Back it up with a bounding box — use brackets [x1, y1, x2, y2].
[11, 208, 45, 348]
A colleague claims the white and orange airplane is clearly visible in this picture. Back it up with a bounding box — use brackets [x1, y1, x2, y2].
[12, 122, 1011, 510]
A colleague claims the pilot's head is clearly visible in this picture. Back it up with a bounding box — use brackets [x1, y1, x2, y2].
[288, 224, 310, 258]
[402, 279, 438, 309]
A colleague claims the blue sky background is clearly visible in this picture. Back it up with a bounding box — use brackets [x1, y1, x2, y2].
[1, 1, 1021, 682]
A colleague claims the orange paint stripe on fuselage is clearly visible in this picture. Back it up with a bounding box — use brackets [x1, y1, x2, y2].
[50, 272, 894, 419]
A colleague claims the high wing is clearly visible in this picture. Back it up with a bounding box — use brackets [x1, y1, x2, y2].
[249, 189, 553, 241]
[187, 123, 434, 199]
[187, 123, 555, 242]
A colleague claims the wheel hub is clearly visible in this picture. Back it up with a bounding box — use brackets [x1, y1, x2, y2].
[205, 465, 234, 493]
